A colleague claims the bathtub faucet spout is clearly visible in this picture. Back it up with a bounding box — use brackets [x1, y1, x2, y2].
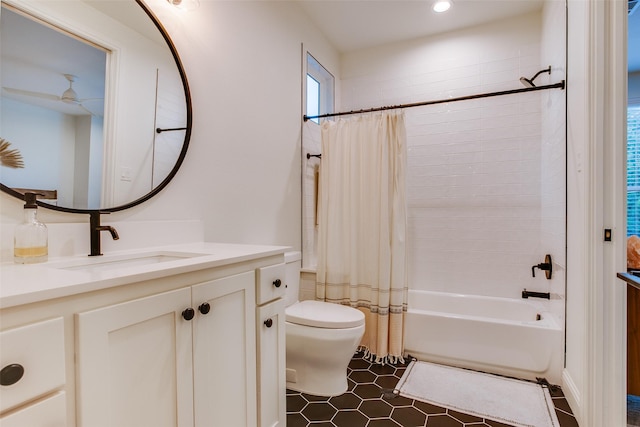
[522, 289, 551, 299]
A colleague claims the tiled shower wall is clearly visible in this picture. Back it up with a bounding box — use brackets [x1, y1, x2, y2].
[303, 8, 566, 324]
[540, 0, 567, 326]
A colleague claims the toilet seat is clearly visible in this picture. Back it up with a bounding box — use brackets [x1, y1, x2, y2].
[286, 300, 365, 329]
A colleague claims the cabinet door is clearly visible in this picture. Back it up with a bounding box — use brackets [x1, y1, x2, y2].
[629, 284, 640, 395]
[191, 271, 257, 427]
[76, 288, 193, 427]
[256, 299, 286, 427]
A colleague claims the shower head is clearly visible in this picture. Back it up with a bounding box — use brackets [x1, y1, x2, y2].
[519, 77, 535, 88]
[519, 66, 552, 88]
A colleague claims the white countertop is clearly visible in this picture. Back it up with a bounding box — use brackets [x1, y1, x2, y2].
[0, 242, 288, 309]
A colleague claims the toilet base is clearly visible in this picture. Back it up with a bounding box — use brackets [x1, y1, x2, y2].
[285, 322, 365, 397]
[285, 367, 349, 397]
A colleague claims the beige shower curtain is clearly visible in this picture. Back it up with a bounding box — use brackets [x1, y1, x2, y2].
[316, 111, 408, 364]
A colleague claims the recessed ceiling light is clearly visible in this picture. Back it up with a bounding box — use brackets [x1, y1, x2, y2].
[432, 0, 452, 13]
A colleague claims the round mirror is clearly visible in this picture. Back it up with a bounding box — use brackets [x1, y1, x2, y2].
[0, 0, 191, 213]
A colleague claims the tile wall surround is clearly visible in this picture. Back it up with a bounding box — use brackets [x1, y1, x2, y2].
[302, 10, 566, 326]
[539, 0, 567, 327]
[302, 121, 321, 270]
[300, 270, 318, 301]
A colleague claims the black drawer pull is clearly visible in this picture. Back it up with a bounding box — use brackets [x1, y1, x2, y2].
[182, 308, 195, 321]
[264, 318, 273, 328]
[1, 364, 24, 386]
[198, 302, 211, 315]
[273, 279, 282, 288]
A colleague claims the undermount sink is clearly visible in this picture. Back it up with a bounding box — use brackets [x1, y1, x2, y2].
[52, 251, 208, 273]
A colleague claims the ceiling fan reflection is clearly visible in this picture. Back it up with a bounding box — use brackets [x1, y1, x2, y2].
[2, 73, 103, 116]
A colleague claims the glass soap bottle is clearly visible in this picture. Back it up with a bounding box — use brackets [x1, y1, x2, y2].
[14, 192, 48, 264]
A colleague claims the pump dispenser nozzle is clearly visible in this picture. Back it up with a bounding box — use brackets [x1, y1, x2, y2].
[23, 192, 41, 208]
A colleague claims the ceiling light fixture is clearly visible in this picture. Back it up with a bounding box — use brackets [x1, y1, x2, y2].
[166, 0, 199, 10]
[432, 0, 452, 13]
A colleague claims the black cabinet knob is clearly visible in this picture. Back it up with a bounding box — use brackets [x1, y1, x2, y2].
[182, 308, 195, 321]
[273, 279, 282, 288]
[1, 364, 24, 386]
[264, 318, 273, 328]
[198, 302, 211, 315]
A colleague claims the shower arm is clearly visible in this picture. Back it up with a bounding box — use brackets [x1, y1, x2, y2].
[529, 66, 552, 83]
[520, 66, 552, 88]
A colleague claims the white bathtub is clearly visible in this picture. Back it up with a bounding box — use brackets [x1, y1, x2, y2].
[403, 290, 564, 384]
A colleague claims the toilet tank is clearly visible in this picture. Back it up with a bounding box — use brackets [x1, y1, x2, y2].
[284, 251, 302, 307]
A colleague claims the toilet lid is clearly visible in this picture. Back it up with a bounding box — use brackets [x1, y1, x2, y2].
[286, 300, 365, 329]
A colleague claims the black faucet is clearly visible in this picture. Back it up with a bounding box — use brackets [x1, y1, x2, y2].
[89, 211, 119, 256]
[531, 254, 552, 279]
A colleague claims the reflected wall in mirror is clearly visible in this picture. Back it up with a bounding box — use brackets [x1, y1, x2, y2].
[0, 0, 190, 212]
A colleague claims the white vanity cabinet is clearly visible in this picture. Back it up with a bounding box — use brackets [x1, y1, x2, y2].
[255, 264, 286, 427]
[76, 271, 257, 427]
[0, 244, 287, 427]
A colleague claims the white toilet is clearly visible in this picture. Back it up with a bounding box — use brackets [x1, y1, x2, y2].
[284, 251, 365, 397]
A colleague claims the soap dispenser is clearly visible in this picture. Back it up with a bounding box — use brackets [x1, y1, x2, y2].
[14, 192, 48, 264]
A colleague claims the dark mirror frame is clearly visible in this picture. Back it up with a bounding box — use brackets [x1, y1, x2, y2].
[0, 0, 192, 215]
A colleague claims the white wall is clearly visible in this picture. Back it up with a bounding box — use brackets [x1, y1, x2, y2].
[137, 0, 340, 248]
[0, 0, 339, 259]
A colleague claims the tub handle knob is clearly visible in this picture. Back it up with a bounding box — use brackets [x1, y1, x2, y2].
[531, 254, 552, 279]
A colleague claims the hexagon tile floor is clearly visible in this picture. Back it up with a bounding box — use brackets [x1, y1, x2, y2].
[286, 351, 580, 427]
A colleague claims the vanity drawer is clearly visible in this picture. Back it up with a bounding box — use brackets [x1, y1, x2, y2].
[0, 391, 66, 426]
[256, 263, 286, 305]
[0, 317, 65, 413]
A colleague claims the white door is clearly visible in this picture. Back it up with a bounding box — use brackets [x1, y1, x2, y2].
[256, 298, 286, 427]
[191, 271, 257, 427]
[76, 287, 194, 427]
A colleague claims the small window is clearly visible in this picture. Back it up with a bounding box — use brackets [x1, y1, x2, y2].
[306, 53, 334, 124]
[307, 75, 320, 124]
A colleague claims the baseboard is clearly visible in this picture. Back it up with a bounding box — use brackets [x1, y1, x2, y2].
[562, 368, 583, 426]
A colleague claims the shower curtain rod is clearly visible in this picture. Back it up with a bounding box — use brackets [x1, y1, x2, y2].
[303, 80, 565, 122]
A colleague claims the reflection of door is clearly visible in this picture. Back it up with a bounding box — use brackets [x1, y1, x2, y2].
[152, 67, 186, 187]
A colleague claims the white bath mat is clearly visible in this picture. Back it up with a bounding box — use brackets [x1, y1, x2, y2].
[395, 361, 560, 427]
